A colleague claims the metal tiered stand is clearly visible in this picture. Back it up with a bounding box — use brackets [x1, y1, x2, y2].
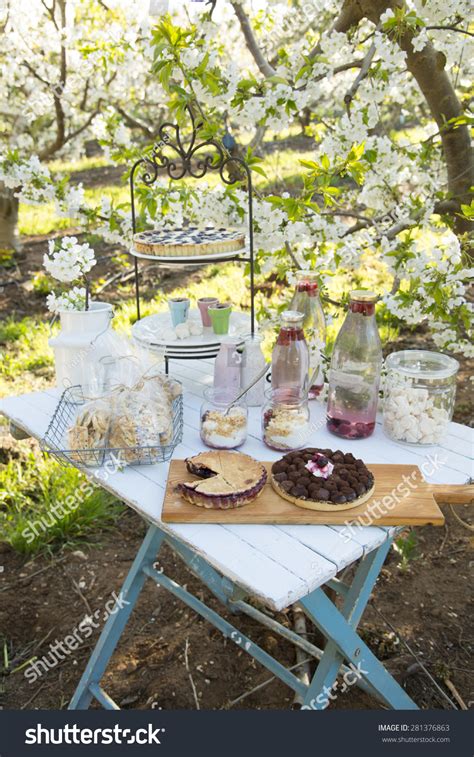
[129, 106, 256, 374]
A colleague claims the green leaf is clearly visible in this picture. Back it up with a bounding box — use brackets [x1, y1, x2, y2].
[460, 202, 474, 219]
[299, 159, 319, 170]
[320, 154, 330, 171]
[268, 75, 290, 85]
[364, 149, 377, 164]
[349, 142, 365, 161]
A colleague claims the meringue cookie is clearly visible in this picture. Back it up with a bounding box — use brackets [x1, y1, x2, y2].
[161, 327, 177, 342]
[419, 416, 435, 435]
[188, 320, 203, 336]
[175, 322, 190, 339]
[394, 397, 410, 417]
[384, 383, 451, 445]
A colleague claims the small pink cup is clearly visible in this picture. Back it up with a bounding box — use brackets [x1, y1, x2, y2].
[197, 297, 219, 327]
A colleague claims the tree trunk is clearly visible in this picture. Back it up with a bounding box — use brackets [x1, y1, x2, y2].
[0, 182, 20, 253]
[400, 39, 473, 235]
[334, 0, 473, 237]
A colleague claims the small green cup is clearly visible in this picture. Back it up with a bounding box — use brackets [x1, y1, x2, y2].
[209, 303, 232, 335]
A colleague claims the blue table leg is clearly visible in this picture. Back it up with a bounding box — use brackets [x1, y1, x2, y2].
[69, 524, 165, 710]
[69, 525, 417, 711]
[300, 539, 418, 710]
[165, 534, 233, 606]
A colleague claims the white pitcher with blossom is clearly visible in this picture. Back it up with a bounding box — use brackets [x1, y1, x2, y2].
[45, 236, 113, 391]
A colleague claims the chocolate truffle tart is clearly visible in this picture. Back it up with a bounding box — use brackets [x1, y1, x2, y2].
[133, 227, 245, 258]
[177, 451, 267, 509]
[271, 448, 375, 512]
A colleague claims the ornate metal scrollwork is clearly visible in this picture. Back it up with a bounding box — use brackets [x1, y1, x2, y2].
[137, 105, 250, 186]
[129, 105, 255, 334]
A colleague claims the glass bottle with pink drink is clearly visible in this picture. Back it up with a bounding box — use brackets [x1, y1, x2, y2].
[271, 310, 309, 396]
[290, 270, 326, 399]
[327, 291, 382, 439]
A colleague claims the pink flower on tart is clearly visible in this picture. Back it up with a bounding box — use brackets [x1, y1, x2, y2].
[305, 452, 334, 479]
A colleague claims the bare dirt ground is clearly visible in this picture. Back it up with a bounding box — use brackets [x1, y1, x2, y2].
[0, 503, 472, 711]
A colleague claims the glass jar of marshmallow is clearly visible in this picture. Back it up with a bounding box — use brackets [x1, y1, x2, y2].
[383, 350, 459, 446]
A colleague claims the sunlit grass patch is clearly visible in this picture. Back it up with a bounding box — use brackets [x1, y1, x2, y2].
[256, 147, 316, 192]
[48, 155, 112, 174]
[0, 317, 54, 397]
[19, 185, 129, 236]
[18, 205, 73, 236]
[112, 262, 251, 332]
[0, 449, 123, 555]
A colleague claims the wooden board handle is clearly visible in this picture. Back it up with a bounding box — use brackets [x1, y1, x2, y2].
[430, 484, 474, 505]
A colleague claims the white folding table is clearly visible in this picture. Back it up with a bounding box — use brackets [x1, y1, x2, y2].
[1, 357, 472, 711]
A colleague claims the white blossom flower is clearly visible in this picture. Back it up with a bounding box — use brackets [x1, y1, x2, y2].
[46, 287, 87, 313]
[44, 237, 96, 283]
[412, 28, 429, 53]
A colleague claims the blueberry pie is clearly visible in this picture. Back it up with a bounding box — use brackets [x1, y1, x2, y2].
[177, 451, 267, 509]
[133, 227, 245, 257]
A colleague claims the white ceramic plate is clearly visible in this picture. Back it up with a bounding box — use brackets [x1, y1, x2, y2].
[130, 246, 249, 263]
[132, 309, 250, 351]
[133, 336, 221, 359]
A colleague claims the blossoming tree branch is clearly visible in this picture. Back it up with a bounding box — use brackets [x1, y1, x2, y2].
[0, 0, 472, 354]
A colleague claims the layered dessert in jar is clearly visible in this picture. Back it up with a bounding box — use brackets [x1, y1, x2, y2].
[200, 406, 247, 449]
[200, 387, 247, 449]
[262, 404, 311, 451]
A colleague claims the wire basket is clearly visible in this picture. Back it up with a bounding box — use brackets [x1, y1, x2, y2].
[42, 385, 183, 468]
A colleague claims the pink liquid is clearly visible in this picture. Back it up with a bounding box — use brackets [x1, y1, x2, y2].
[327, 412, 375, 439]
[271, 326, 309, 394]
[308, 382, 323, 400]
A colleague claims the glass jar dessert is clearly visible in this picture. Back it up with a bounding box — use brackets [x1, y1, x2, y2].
[262, 387, 311, 451]
[327, 290, 382, 440]
[271, 310, 309, 396]
[290, 270, 326, 399]
[200, 388, 247, 449]
[383, 350, 459, 445]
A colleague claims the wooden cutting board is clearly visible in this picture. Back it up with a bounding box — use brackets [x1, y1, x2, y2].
[162, 461, 474, 527]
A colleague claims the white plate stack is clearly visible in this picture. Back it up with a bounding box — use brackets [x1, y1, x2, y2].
[132, 309, 250, 359]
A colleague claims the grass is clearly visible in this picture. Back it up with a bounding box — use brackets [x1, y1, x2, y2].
[255, 147, 315, 193]
[0, 317, 54, 397]
[19, 185, 129, 237]
[0, 448, 123, 555]
[393, 528, 419, 572]
[48, 155, 111, 174]
[113, 262, 253, 330]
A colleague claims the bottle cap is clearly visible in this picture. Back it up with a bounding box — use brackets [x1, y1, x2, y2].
[220, 335, 240, 345]
[281, 310, 304, 324]
[349, 290, 378, 303]
[242, 332, 263, 343]
[295, 270, 318, 280]
[386, 350, 459, 380]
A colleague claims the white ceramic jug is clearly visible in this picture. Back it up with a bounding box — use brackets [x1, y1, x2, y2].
[49, 302, 114, 392]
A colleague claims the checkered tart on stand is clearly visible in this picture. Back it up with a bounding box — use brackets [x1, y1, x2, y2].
[133, 226, 246, 257]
